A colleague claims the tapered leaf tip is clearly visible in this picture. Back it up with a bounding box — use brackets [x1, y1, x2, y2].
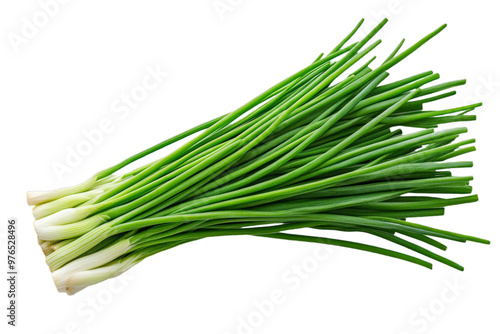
[437, 23, 448, 32]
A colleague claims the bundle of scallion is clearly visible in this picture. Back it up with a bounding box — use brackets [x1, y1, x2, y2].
[28, 19, 489, 295]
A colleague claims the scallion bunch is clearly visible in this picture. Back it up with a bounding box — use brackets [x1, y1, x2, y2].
[28, 19, 489, 295]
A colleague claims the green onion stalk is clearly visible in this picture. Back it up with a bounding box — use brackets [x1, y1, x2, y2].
[28, 19, 489, 295]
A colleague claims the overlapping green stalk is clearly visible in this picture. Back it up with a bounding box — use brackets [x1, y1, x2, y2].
[28, 19, 489, 295]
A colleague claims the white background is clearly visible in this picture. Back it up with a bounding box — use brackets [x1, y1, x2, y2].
[1, 0, 499, 333]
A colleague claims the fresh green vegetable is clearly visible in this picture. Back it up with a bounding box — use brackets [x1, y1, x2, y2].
[28, 19, 489, 295]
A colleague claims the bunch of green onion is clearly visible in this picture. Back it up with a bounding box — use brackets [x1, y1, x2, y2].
[28, 19, 489, 295]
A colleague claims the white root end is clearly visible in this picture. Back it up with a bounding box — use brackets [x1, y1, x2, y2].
[27, 176, 98, 206]
[52, 239, 132, 293]
[34, 206, 97, 229]
[32, 189, 103, 220]
[65, 254, 141, 295]
[35, 215, 107, 241]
